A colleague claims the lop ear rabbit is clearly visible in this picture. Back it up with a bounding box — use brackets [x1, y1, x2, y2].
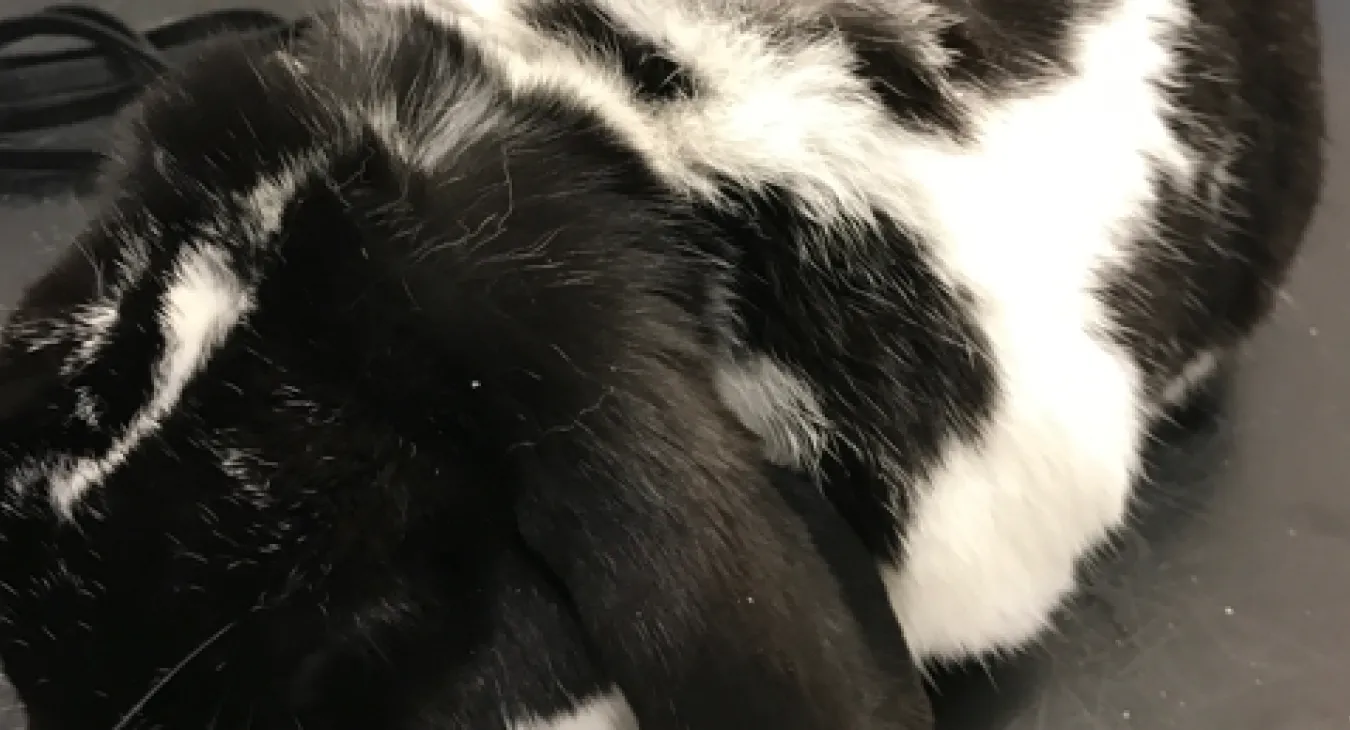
[0, 0, 1327, 726]
[0, 10, 932, 730]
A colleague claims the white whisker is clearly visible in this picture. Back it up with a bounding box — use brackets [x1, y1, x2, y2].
[109, 621, 239, 730]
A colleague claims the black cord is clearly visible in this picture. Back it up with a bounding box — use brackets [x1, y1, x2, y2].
[0, 5, 306, 196]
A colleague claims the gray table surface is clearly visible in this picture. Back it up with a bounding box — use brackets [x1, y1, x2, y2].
[2, 0, 1348, 728]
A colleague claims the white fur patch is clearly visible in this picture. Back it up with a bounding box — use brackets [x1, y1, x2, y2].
[715, 355, 832, 471]
[391, 0, 930, 231]
[64, 302, 120, 375]
[40, 164, 309, 517]
[2, 301, 117, 366]
[510, 692, 638, 730]
[879, 0, 1194, 659]
[45, 245, 253, 517]
[597, 0, 935, 225]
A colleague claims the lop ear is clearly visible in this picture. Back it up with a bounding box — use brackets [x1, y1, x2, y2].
[513, 376, 934, 730]
[766, 462, 935, 728]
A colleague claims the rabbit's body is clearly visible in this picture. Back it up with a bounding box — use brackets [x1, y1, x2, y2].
[0, 0, 1323, 728]
[374, 0, 1324, 658]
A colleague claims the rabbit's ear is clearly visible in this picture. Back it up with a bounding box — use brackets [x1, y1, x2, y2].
[513, 381, 934, 730]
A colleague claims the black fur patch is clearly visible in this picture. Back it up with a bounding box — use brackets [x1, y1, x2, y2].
[938, 0, 1086, 82]
[1098, 0, 1325, 394]
[825, 0, 1085, 135]
[701, 184, 999, 559]
[525, 0, 698, 102]
[826, 12, 970, 135]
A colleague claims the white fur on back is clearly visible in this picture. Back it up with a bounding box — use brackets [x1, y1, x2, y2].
[391, 0, 934, 232]
[878, 0, 1195, 658]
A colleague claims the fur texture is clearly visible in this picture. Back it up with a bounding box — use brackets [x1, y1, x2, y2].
[0, 0, 1325, 727]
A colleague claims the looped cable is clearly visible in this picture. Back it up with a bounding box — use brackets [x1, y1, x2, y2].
[0, 6, 169, 75]
[0, 5, 304, 196]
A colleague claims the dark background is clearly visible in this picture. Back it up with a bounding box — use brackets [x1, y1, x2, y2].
[2, 0, 1347, 727]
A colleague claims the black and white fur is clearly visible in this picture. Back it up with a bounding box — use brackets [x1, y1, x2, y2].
[0, 0, 1324, 727]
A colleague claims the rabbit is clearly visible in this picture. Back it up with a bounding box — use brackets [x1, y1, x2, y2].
[0, 0, 1326, 726]
[0, 4, 935, 730]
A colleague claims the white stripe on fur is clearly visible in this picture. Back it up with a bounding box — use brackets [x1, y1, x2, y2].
[44, 164, 309, 517]
[511, 692, 638, 730]
[46, 245, 252, 517]
[880, 0, 1196, 658]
